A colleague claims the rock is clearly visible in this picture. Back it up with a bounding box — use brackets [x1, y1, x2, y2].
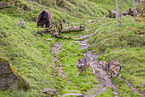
[18, 19, 26, 28]
[46, 38, 52, 40]
[43, 88, 57, 96]
[87, 20, 92, 23]
[63, 93, 84, 97]
[0, 57, 31, 90]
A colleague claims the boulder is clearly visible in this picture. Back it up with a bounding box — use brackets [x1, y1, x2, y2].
[18, 19, 26, 28]
[0, 57, 30, 90]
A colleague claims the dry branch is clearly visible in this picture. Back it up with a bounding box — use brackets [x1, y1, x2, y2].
[119, 1, 122, 27]
[116, 0, 118, 20]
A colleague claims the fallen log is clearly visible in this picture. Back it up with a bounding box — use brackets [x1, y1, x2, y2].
[37, 25, 85, 39]
[37, 28, 71, 39]
[60, 26, 85, 33]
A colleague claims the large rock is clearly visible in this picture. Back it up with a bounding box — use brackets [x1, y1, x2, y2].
[0, 57, 31, 90]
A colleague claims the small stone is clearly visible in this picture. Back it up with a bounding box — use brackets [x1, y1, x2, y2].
[43, 88, 57, 96]
[87, 20, 92, 23]
[46, 38, 52, 40]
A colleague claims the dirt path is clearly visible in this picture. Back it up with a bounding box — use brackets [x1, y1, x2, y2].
[51, 42, 67, 78]
[76, 30, 118, 96]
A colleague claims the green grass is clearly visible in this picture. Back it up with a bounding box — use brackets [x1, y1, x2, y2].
[88, 13, 145, 97]
[0, 0, 145, 96]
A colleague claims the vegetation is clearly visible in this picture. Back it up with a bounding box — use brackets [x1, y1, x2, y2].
[0, 0, 144, 96]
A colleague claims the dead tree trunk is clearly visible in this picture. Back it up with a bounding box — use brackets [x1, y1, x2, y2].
[144, 0, 145, 15]
[116, 0, 118, 20]
[137, 0, 138, 6]
[133, 0, 136, 18]
[119, 1, 122, 27]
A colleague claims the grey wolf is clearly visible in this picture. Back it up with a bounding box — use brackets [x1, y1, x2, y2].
[76, 55, 95, 76]
[98, 61, 122, 78]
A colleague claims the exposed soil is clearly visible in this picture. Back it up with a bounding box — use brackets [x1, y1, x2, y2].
[51, 42, 67, 78]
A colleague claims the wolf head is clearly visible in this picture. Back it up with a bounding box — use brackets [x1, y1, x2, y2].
[98, 60, 108, 68]
[76, 59, 85, 69]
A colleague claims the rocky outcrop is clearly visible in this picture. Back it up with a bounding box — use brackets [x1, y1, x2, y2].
[0, 57, 31, 90]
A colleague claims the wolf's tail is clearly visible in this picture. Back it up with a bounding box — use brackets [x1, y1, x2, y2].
[119, 66, 122, 71]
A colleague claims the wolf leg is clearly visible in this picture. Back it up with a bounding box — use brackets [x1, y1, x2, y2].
[118, 73, 121, 78]
[108, 72, 113, 77]
[90, 63, 95, 74]
[101, 74, 108, 77]
[113, 71, 119, 77]
[76, 70, 83, 76]
[101, 71, 110, 78]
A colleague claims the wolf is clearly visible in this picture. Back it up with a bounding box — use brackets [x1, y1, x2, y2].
[98, 61, 122, 78]
[76, 55, 95, 76]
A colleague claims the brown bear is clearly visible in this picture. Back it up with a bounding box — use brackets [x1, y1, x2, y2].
[37, 10, 52, 28]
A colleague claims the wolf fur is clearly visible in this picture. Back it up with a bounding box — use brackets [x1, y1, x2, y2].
[98, 61, 122, 78]
[76, 55, 95, 76]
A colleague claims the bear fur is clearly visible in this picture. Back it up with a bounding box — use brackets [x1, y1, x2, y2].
[37, 10, 52, 28]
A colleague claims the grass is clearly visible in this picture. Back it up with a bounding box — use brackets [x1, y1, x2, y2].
[88, 14, 145, 96]
[0, 0, 145, 96]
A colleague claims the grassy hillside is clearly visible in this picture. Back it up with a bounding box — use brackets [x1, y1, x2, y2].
[0, 0, 145, 97]
[88, 16, 145, 96]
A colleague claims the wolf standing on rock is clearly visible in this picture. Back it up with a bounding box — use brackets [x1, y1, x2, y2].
[76, 55, 95, 76]
[37, 10, 52, 28]
[98, 61, 122, 78]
